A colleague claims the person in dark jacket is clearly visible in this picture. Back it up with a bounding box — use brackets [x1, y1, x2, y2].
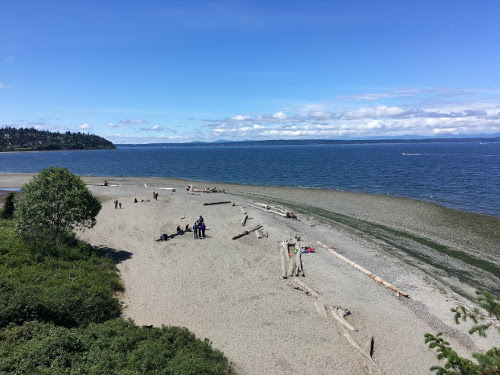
[200, 222, 206, 238]
[193, 222, 198, 239]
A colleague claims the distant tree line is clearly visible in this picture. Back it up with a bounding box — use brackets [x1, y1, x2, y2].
[0, 127, 115, 152]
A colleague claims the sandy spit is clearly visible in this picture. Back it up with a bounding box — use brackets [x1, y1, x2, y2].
[2, 173, 499, 375]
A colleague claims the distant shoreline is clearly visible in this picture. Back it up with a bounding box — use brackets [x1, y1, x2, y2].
[114, 136, 500, 147]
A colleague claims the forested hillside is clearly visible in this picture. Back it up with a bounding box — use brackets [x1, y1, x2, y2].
[0, 127, 115, 151]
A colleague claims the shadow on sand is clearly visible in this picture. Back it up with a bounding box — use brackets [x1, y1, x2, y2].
[96, 246, 133, 264]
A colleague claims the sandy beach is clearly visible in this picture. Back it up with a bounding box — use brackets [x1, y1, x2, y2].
[1, 173, 499, 375]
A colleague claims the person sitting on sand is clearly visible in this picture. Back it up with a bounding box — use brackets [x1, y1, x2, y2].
[176, 225, 184, 235]
[134, 198, 138, 203]
[156, 234, 168, 241]
[185, 223, 191, 232]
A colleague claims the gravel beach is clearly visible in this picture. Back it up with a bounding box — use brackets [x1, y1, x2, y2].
[2, 173, 499, 374]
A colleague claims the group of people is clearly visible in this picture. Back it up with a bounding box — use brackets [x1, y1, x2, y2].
[152, 192, 159, 201]
[157, 216, 207, 242]
[193, 216, 206, 239]
[114, 199, 122, 209]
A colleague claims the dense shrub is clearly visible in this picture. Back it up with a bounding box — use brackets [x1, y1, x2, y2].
[0, 192, 16, 219]
[0, 219, 236, 373]
[15, 167, 101, 243]
[0, 320, 235, 374]
[0, 220, 122, 328]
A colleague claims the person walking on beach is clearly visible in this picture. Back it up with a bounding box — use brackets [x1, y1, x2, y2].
[119, 202, 122, 209]
[200, 222, 206, 238]
[193, 222, 198, 239]
[114, 199, 118, 209]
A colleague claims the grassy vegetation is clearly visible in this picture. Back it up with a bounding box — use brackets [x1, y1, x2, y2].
[0, 219, 236, 374]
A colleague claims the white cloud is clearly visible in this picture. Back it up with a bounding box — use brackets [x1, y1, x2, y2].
[0, 82, 5, 88]
[119, 119, 148, 125]
[77, 123, 92, 130]
[231, 114, 251, 121]
[343, 105, 405, 119]
[140, 124, 171, 132]
[309, 111, 332, 119]
[106, 122, 126, 128]
[272, 111, 287, 120]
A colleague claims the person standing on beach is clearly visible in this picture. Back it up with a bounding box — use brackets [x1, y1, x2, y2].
[200, 222, 206, 238]
[193, 222, 198, 239]
[197, 222, 203, 238]
[114, 199, 118, 209]
[119, 202, 122, 209]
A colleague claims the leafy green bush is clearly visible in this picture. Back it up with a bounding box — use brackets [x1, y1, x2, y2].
[0, 220, 122, 328]
[0, 320, 235, 374]
[15, 167, 101, 243]
[0, 218, 236, 374]
[0, 192, 16, 219]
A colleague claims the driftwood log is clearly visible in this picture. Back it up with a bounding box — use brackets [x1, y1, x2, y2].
[287, 278, 380, 372]
[280, 240, 288, 278]
[247, 203, 297, 218]
[295, 240, 304, 276]
[203, 201, 232, 206]
[232, 225, 262, 240]
[317, 241, 409, 298]
[241, 214, 248, 226]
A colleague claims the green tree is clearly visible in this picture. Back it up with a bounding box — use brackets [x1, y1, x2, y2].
[425, 290, 500, 374]
[15, 167, 101, 243]
[0, 192, 16, 219]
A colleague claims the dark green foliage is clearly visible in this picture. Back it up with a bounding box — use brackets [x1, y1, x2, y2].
[425, 291, 500, 374]
[0, 126, 115, 151]
[0, 220, 122, 328]
[15, 167, 102, 243]
[0, 320, 236, 374]
[0, 219, 236, 373]
[0, 193, 15, 219]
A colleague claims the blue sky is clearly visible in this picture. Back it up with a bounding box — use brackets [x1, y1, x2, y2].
[2, 0, 500, 143]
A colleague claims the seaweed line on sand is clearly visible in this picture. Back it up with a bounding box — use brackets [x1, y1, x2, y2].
[241, 192, 499, 299]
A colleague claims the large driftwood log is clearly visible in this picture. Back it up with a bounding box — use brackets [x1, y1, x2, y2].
[280, 241, 288, 278]
[331, 307, 356, 331]
[317, 241, 409, 298]
[232, 225, 262, 240]
[295, 240, 304, 276]
[342, 328, 379, 368]
[247, 203, 296, 218]
[203, 201, 231, 205]
[287, 243, 296, 277]
[241, 214, 248, 226]
[287, 278, 380, 372]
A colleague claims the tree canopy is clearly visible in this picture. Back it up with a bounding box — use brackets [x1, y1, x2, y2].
[0, 126, 115, 151]
[15, 167, 102, 242]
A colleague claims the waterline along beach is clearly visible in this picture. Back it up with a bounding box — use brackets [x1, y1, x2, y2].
[1, 172, 499, 374]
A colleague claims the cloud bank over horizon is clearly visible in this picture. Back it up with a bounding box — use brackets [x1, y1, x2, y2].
[3, 87, 500, 144]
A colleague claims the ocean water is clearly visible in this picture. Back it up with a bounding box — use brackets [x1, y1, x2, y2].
[1, 142, 499, 218]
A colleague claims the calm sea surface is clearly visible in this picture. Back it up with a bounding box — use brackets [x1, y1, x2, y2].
[1, 142, 499, 218]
